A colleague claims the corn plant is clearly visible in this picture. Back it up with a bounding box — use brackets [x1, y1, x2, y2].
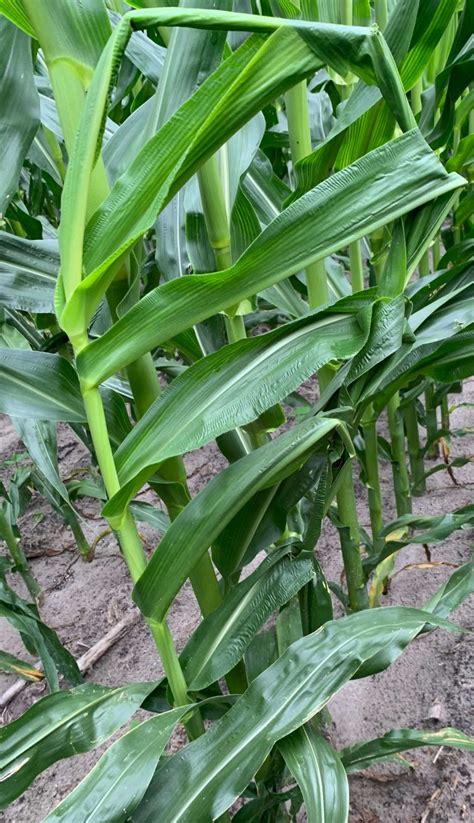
[0, 0, 473, 819]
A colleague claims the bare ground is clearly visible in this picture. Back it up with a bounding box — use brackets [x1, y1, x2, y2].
[0, 381, 472, 822]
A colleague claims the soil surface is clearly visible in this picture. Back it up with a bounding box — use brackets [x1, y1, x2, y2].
[0, 380, 473, 823]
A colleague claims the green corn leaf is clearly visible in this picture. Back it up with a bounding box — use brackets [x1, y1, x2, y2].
[78, 129, 464, 387]
[402, 0, 459, 91]
[131, 416, 347, 622]
[404, 190, 461, 280]
[181, 549, 315, 691]
[59, 8, 416, 334]
[340, 0, 459, 165]
[12, 419, 70, 505]
[152, 0, 233, 286]
[103, 98, 154, 186]
[244, 627, 279, 684]
[133, 608, 459, 822]
[242, 149, 290, 225]
[0, 0, 35, 36]
[276, 596, 304, 655]
[0, 650, 42, 682]
[382, 505, 474, 543]
[406, 260, 473, 310]
[0, 350, 85, 422]
[279, 726, 349, 823]
[114, 293, 374, 490]
[292, 0, 419, 194]
[0, 15, 39, 214]
[358, 284, 474, 409]
[346, 296, 406, 390]
[0, 575, 81, 692]
[418, 331, 474, 384]
[129, 501, 169, 534]
[364, 505, 474, 575]
[213, 449, 329, 579]
[119, 13, 166, 85]
[293, 0, 457, 195]
[380, 220, 406, 297]
[424, 562, 474, 621]
[0, 681, 157, 808]
[44, 706, 192, 823]
[150, 0, 232, 133]
[341, 727, 474, 774]
[422, 36, 474, 149]
[0, 232, 58, 313]
[59, 28, 272, 315]
[20, 0, 111, 75]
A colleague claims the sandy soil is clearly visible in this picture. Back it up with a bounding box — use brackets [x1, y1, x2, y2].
[0, 380, 472, 823]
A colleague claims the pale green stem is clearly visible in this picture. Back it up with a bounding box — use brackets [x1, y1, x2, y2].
[124, 349, 222, 617]
[440, 392, 450, 434]
[198, 154, 233, 273]
[432, 234, 441, 270]
[387, 394, 412, 516]
[0, 509, 42, 602]
[336, 464, 369, 612]
[361, 406, 384, 554]
[43, 127, 66, 180]
[194, 150, 254, 691]
[197, 154, 250, 348]
[198, 147, 265, 462]
[225, 313, 247, 343]
[419, 251, 430, 277]
[373, 238, 412, 518]
[342, 0, 352, 26]
[81, 386, 203, 734]
[374, 0, 388, 29]
[334, 323, 367, 608]
[285, 80, 312, 162]
[27, 3, 210, 732]
[425, 382, 439, 459]
[411, 78, 423, 118]
[285, 80, 329, 307]
[332, 38, 368, 607]
[403, 401, 426, 496]
[349, 239, 364, 292]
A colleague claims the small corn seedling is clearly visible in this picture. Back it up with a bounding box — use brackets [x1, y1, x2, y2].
[0, 0, 473, 820]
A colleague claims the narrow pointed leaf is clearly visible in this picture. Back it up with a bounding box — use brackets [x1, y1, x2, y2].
[0, 350, 85, 422]
[0, 0, 35, 36]
[134, 608, 458, 822]
[0, 16, 39, 214]
[78, 129, 464, 387]
[424, 562, 474, 620]
[279, 726, 349, 823]
[132, 417, 346, 622]
[59, 8, 417, 333]
[364, 506, 474, 575]
[44, 706, 191, 823]
[0, 233, 58, 313]
[341, 727, 474, 774]
[0, 681, 156, 808]
[0, 650, 42, 682]
[114, 293, 374, 487]
[181, 549, 315, 691]
[0, 576, 81, 691]
[13, 419, 70, 504]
